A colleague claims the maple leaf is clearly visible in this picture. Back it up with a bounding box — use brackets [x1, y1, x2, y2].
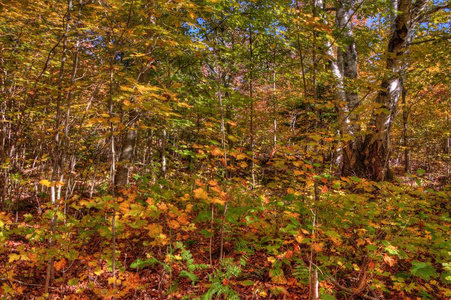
[211, 198, 225, 205]
[193, 187, 208, 200]
[54, 259, 67, 271]
[39, 179, 52, 187]
[313, 243, 324, 253]
[146, 223, 163, 236]
[168, 219, 180, 229]
[211, 147, 222, 156]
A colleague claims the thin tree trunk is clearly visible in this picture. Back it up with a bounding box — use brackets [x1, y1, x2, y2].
[161, 129, 167, 178]
[115, 113, 137, 187]
[272, 49, 277, 152]
[249, 28, 256, 188]
[401, 79, 410, 173]
[45, 0, 72, 293]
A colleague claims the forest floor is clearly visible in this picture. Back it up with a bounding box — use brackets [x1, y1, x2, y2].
[1, 171, 451, 299]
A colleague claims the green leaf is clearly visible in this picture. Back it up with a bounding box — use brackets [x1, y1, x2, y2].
[366, 244, 377, 251]
[238, 280, 254, 286]
[130, 257, 158, 269]
[410, 261, 437, 280]
[416, 169, 426, 175]
[68, 278, 78, 286]
[179, 270, 199, 283]
[320, 294, 336, 300]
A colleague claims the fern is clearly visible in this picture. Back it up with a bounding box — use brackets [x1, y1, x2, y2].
[203, 258, 242, 299]
[293, 258, 309, 284]
[169, 242, 209, 284]
[179, 270, 199, 283]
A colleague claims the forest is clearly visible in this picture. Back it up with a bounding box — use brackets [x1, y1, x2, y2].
[0, 0, 451, 298]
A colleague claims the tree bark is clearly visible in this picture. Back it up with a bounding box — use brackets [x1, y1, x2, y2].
[340, 0, 428, 181]
[115, 116, 137, 187]
[333, 0, 362, 177]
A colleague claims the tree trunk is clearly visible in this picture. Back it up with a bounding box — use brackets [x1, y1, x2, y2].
[333, 1, 361, 177]
[115, 116, 137, 187]
[340, 0, 428, 181]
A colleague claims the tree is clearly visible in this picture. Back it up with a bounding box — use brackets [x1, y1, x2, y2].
[335, 0, 451, 180]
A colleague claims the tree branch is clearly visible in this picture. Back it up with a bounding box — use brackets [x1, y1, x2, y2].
[416, 1, 451, 23]
[408, 36, 451, 46]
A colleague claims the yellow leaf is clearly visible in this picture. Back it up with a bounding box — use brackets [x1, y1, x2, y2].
[267, 257, 276, 264]
[211, 148, 222, 156]
[294, 169, 304, 175]
[146, 223, 163, 236]
[157, 202, 168, 212]
[287, 188, 295, 194]
[193, 188, 208, 200]
[108, 277, 121, 285]
[155, 233, 168, 246]
[178, 102, 193, 108]
[236, 153, 247, 160]
[39, 179, 52, 187]
[294, 234, 304, 243]
[211, 198, 225, 206]
[9, 253, 20, 263]
[185, 204, 193, 213]
[109, 117, 121, 124]
[180, 193, 190, 201]
[119, 201, 130, 214]
[272, 274, 287, 285]
[211, 186, 222, 193]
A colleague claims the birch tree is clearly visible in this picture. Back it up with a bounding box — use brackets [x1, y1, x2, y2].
[335, 0, 450, 180]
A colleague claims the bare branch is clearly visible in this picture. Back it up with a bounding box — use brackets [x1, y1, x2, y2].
[416, 1, 451, 23]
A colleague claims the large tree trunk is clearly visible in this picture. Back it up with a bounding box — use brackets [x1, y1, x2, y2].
[333, 1, 362, 177]
[339, 0, 428, 181]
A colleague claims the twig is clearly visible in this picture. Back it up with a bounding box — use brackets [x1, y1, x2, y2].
[312, 263, 380, 300]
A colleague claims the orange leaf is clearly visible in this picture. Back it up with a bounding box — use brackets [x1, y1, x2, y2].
[168, 219, 180, 229]
[208, 180, 218, 186]
[54, 259, 66, 271]
[313, 243, 323, 253]
[211, 147, 222, 156]
[193, 188, 208, 200]
[383, 254, 396, 267]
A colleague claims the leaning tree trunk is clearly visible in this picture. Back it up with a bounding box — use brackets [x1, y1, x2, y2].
[340, 0, 429, 181]
[358, 0, 427, 181]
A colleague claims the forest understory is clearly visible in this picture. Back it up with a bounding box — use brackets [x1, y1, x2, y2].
[1, 0, 451, 298]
